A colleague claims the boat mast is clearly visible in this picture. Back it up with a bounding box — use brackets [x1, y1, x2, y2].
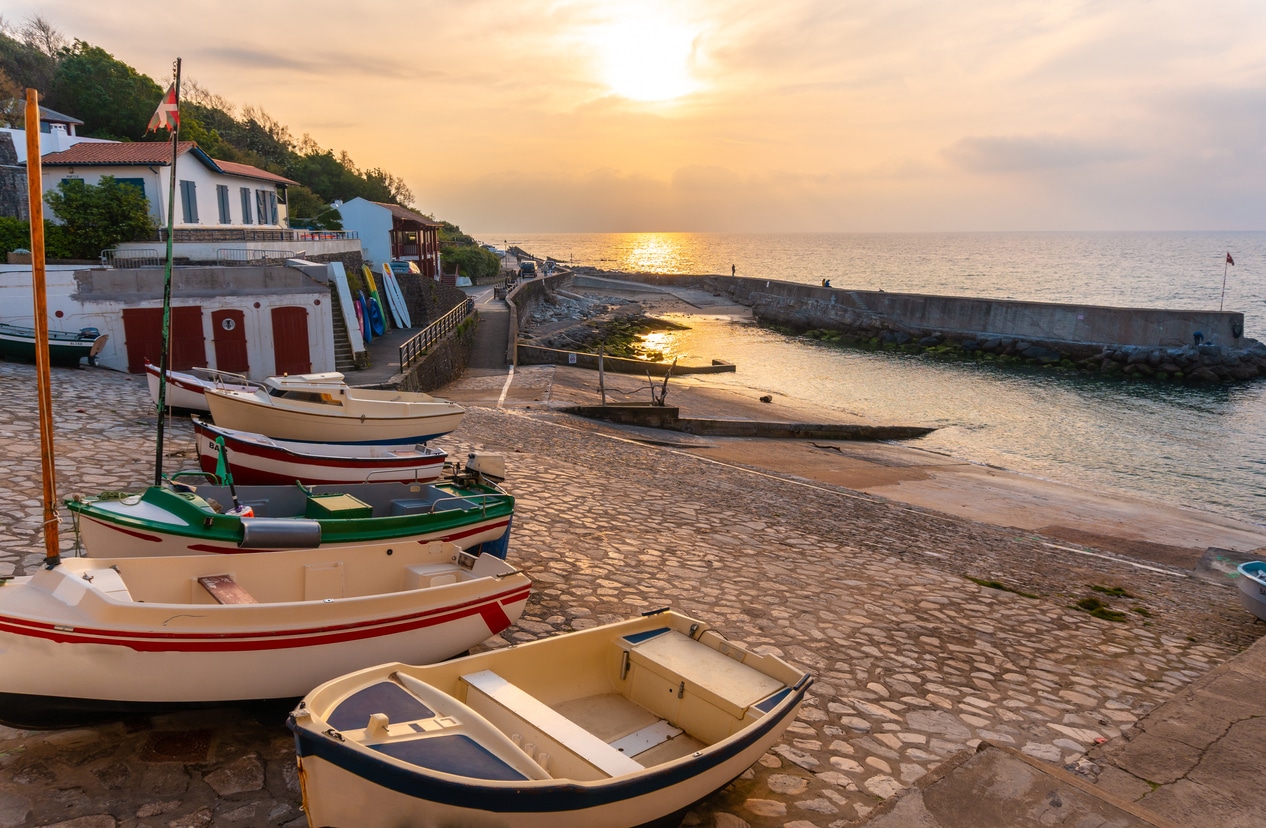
[153, 58, 182, 486]
[25, 90, 60, 568]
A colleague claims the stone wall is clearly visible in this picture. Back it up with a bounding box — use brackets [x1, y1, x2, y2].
[569, 269, 1266, 382]
[396, 315, 478, 393]
[397, 276, 468, 328]
[0, 133, 27, 221]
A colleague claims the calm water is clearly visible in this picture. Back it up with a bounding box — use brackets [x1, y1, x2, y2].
[483, 231, 1266, 525]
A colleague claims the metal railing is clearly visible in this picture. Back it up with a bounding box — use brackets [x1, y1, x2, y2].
[399, 298, 475, 371]
[216, 248, 299, 266]
[100, 248, 163, 268]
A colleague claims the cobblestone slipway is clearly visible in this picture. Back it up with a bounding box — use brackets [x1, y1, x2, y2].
[0, 361, 1258, 828]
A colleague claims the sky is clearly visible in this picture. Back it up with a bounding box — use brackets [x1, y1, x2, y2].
[14, 0, 1266, 234]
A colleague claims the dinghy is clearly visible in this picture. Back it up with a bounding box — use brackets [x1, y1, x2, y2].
[66, 470, 515, 559]
[193, 418, 449, 485]
[0, 322, 106, 367]
[203, 372, 465, 445]
[290, 608, 812, 828]
[1237, 561, 1266, 622]
[144, 359, 257, 412]
[0, 542, 531, 719]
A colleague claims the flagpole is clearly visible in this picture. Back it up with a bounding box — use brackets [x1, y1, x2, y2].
[153, 58, 181, 486]
[1220, 253, 1229, 313]
[26, 90, 60, 568]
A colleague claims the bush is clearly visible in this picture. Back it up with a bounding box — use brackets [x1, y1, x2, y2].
[43, 176, 156, 259]
[0, 216, 75, 259]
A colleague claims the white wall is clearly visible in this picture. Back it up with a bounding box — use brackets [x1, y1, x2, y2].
[336, 198, 393, 266]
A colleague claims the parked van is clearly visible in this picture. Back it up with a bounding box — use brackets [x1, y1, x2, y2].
[519, 261, 537, 278]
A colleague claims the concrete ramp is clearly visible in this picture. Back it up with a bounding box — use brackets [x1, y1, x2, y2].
[864, 742, 1180, 828]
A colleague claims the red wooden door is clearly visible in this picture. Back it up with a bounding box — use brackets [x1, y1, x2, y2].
[122, 306, 206, 373]
[271, 306, 311, 375]
[211, 309, 249, 373]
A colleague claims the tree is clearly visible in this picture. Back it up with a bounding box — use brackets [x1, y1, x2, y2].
[43, 176, 156, 259]
[286, 185, 343, 230]
[47, 41, 163, 140]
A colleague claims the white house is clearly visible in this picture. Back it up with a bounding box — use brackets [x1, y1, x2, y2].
[37, 141, 296, 232]
[336, 197, 442, 279]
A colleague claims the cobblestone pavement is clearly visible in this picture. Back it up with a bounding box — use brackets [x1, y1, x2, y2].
[0, 361, 1261, 828]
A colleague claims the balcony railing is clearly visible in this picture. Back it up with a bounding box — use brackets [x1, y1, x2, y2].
[100, 248, 163, 268]
[399, 298, 475, 371]
[216, 248, 299, 266]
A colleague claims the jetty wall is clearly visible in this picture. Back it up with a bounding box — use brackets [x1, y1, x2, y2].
[568, 270, 1266, 381]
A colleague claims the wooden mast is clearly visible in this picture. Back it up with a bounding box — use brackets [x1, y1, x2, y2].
[25, 90, 60, 567]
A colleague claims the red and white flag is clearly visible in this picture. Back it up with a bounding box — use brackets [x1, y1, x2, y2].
[1226, 252, 1235, 266]
[146, 84, 179, 133]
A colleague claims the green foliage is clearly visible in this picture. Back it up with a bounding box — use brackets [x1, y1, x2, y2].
[1074, 596, 1127, 622]
[0, 216, 73, 258]
[442, 245, 500, 281]
[0, 28, 58, 97]
[286, 186, 344, 230]
[43, 176, 156, 259]
[47, 41, 163, 140]
[965, 576, 1039, 599]
[1090, 585, 1135, 598]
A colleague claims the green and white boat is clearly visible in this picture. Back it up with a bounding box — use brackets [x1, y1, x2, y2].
[66, 462, 515, 559]
[0, 322, 107, 367]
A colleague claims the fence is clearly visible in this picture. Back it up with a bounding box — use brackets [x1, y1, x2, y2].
[399, 298, 475, 371]
[100, 248, 163, 268]
[216, 248, 299, 266]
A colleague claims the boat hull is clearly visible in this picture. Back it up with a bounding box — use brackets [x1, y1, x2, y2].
[1237, 562, 1266, 622]
[0, 324, 106, 367]
[204, 384, 465, 445]
[68, 482, 514, 559]
[0, 548, 531, 708]
[144, 362, 255, 412]
[290, 611, 811, 828]
[193, 419, 448, 486]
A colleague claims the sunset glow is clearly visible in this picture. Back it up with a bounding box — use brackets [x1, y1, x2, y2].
[27, 0, 1266, 233]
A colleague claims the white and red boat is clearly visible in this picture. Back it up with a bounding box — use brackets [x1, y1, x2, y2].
[144, 360, 256, 412]
[193, 418, 448, 485]
[0, 542, 531, 719]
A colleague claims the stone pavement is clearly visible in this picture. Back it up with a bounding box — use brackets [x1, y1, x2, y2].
[0, 359, 1262, 827]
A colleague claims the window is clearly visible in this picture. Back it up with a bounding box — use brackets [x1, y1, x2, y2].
[179, 180, 198, 223]
[256, 189, 279, 225]
[240, 187, 253, 225]
[216, 184, 231, 224]
[115, 177, 147, 199]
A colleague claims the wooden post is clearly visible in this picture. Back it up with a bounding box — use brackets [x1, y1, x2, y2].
[25, 90, 60, 566]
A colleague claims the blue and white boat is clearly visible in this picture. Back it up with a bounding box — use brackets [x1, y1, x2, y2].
[1237, 561, 1266, 622]
[289, 608, 812, 828]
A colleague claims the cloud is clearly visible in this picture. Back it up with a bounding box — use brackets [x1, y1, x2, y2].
[942, 134, 1136, 173]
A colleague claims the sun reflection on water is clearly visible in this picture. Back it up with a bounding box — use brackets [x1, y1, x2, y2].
[622, 233, 696, 274]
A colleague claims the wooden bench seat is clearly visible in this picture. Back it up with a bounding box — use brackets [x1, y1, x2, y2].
[198, 574, 258, 604]
[461, 670, 644, 778]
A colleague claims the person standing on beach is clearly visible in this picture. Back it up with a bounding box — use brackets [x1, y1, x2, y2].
[731, 264, 736, 276]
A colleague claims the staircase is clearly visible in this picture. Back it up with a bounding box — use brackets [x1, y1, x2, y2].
[328, 287, 357, 372]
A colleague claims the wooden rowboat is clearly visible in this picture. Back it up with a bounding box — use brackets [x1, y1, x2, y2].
[193, 417, 449, 485]
[1237, 561, 1266, 622]
[65, 474, 515, 560]
[144, 360, 257, 412]
[0, 322, 106, 367]
[204, 372, 465, 445]
[0, 542, 531, 720]
[289, 608, 812, 828]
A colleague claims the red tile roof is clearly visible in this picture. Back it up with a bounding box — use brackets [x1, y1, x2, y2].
[372, 200, 441, 226]
[38, 141, 297, 185]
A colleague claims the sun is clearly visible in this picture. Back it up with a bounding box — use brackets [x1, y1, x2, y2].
[600, 20, 698, 102]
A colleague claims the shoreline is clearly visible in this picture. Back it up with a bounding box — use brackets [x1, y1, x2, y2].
[482, 280, 1266, 570]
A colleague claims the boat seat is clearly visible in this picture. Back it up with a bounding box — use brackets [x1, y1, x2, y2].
[405, 564, 459, 590]
[461, 670, 644, 778]
[390, 498, 434, 516]
[82, 567, 133, 602]
[198, 574, 258, 604]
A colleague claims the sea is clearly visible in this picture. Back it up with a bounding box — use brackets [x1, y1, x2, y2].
[479, 231, 1266, 526]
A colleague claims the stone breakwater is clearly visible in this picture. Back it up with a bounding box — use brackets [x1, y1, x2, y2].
[0, 361, 1261, 827]
[569, 269, 1266, 382]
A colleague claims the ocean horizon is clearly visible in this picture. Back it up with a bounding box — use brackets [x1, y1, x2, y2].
[481, 231, 1266, 526]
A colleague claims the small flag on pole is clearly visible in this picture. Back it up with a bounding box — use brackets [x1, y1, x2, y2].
[146, 84, 179, 133]
[1226, 252, 1235, 266]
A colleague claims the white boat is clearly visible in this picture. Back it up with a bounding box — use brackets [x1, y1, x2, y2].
[290, 609, 812, 828]
[193, 418, 449, 485]
[204, 373, 465, 445]
[144, 360, 257, 412]
[0, 542, 531, 719]
[1237, 561, 1266, 622]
